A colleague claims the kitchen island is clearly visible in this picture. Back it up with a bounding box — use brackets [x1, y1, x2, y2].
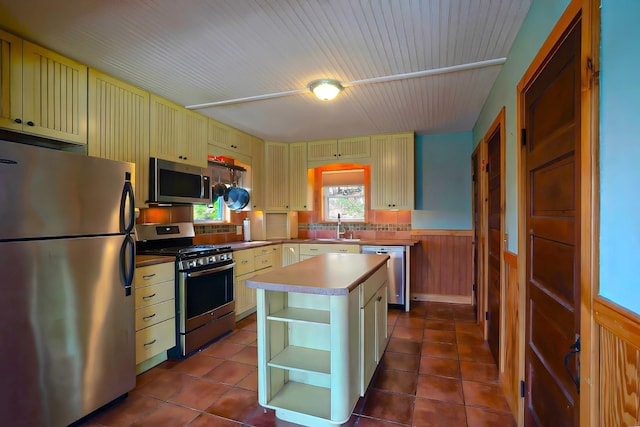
[246, 253, 389, 427]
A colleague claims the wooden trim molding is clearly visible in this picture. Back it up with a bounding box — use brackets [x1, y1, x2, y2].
[595, 296, 640, 349]
[411, 229, 472, 237]
[503, 251, 517, 267]
[411, 293, 473, 305]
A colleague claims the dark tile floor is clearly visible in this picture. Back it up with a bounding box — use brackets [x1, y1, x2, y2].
[80, 302, 515, 426]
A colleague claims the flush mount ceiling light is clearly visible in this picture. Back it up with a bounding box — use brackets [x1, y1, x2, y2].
[308, 79, 344, 101]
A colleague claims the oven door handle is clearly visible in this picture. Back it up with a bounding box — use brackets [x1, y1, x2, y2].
[186, 262, 235, 278]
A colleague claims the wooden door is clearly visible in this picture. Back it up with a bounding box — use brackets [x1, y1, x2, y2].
[486, 126, 501, 364]
[523, 17, 581, 427]
[471, 147, 481, 321]
[0, 29, 22, 132]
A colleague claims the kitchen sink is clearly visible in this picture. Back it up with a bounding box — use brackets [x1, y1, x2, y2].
[315, 238, 361, 242]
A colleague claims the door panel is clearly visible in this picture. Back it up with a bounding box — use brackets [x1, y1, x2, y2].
[524, 17, 581, 427]
[486, 126, 501, 364]
[472, 148, 480, 321]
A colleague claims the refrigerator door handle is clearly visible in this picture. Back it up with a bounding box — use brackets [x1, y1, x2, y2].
[120, 172, 135, 234]
[119, 234, 135, 296]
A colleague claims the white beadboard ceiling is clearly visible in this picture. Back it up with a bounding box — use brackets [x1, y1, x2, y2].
[0, 0, 531, 142]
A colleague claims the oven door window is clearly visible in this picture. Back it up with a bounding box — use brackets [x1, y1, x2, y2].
[185, 265, 234, 319]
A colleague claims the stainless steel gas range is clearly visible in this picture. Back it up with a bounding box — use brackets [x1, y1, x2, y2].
[135, 222, 235, 357]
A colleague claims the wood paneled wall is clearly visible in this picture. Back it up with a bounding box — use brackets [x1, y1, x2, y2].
[502, 251, 520, 419]
[595, 296, 640, 426]
[410, 230, 473, 303]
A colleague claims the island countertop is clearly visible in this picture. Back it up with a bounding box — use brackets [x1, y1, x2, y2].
[246, 253, 389, 296]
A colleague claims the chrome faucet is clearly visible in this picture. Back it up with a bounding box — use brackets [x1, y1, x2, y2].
[337, 213, 345, 239]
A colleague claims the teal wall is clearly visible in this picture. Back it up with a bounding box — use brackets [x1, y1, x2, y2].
[412, 132, 473, 229]
[472, 0, 570, 253]
[599, 0, 640, 314]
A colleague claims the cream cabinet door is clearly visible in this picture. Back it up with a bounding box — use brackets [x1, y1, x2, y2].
[150, 94, 186, 163]
[250, 137, 264, 210]
[209, 119, 252, 159]
[264, 141, 289, 210]
[0, 29, 22, 132]
[282, 243, 300, 266]
[235, 272, 257, 318]
[289, 142, 312, 211]
[184, 110, 208, 167]
[370, 133, 415, 210]
[337, 136, 370, 160]
[88, 69, 150, 207]
[307, 139, 338, 162]
[22, 41, 88, 144]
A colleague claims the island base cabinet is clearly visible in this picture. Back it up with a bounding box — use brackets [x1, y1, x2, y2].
[256, 289, 360, 426]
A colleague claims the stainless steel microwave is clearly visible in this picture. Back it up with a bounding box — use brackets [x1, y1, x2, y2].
[149, 158, 211, 204]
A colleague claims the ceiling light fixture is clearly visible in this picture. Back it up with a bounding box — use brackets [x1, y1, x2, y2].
[308, 79, 344, 101]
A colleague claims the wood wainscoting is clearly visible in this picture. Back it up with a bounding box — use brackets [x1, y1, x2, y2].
[594, 296, 640, 426]
[503, 250, 520, 420]
[410, 230, 473, 304]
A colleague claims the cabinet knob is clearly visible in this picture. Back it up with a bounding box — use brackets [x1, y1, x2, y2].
[26, 121, 34, 126]
[14, 118, 22, 124]
[377, 296, 383, 302]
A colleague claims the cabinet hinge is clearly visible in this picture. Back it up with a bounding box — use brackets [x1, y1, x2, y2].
[521, 128, 527, 146]
[520, 380, 526, 398]
[485, 163, 489, 173]
[472, 284, 477, 292]
[485, 311, 489, 320]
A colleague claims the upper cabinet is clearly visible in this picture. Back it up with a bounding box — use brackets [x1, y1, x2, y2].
[264, 141, 289, 210]
[288, 142, 312, 211]
[149, 94, 206, 168]
[0, 30, 88, 145]
[250, 137, 265, 210]
[88, 69, 150, 207]
[370, 133, 415, 210]
[209, 119, 252, 162]
[307, 136, 371, 167]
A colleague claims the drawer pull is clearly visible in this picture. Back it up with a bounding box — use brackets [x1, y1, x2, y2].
[339, 249, 348, 252]
[241, 260, 249, 264]
[143, 339, 157, 347]
[142, 293, 157, 301]
[310, 248, 318, 251]
[261, 259, 268, 264]
[142, 273, 156, 280]
[377, 296, 383, 302]
[143, 313, 157, 321]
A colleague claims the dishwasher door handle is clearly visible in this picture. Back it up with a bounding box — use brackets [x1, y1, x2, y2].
[376, 251, 389, 255]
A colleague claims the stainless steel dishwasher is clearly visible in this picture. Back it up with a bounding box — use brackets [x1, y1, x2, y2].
[362, 245, 406, 308]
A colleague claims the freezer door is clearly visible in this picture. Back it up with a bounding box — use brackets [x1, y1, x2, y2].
[0, 140, 134, 240]
[0, 235, 136, 427]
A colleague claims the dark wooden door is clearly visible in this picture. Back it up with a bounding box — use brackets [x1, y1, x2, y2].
[472, 148, 480, 321]
[486, 126, 501, 364]
[523, 17, 581, 427]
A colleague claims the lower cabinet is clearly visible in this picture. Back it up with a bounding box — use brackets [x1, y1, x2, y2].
[235, 245, 277, 320]
[255, 263, 388, 426]
[282, 243, 300, 266]
[134, 262, 176, 371]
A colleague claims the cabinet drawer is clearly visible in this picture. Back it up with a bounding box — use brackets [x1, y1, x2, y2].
[135, 281, 174, 309]
[135, 318, 175, 364]
[254, 252, 274, 271]
[135, 262, 174, 287]
[329, 244, 360, 254]
[234, 249, 255, 276]
[300, 243, 360, 255]
[361, 265, 388, 305]
[254, 245, 275, 256]
[135, 299, 175, 331]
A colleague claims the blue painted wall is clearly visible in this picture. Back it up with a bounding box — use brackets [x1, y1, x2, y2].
[473, 0, 570, 253]
[412, 132, 473, 229]
[599, 0, 640, 314]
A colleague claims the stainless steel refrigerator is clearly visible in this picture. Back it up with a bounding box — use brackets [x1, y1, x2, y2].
[0, 140, 137, 426]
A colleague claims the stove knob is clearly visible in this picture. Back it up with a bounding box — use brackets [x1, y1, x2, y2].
[208, 256, 216, 263]
[197, 258, 205, 266]
[188, 261, 197, 268]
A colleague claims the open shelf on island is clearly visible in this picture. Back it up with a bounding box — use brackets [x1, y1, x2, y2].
[267, 307, 330, 324]
[268, 381, 331, 420]
[268, 346, 331, 375]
